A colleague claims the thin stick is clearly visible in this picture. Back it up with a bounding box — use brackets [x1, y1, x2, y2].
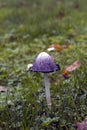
[44, 73, 51, 110]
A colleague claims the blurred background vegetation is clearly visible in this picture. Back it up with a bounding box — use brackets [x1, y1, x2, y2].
[0, 0, 87, 130]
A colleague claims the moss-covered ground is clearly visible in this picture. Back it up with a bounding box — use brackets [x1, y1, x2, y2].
[0, 0, 87, 129]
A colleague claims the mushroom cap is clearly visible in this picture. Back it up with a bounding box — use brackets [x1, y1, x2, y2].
[29, 52, 60, 73]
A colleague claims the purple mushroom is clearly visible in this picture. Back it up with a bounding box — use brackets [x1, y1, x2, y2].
[29, 52, 60, 110]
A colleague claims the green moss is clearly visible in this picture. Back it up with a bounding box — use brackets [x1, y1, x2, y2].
[0, 0, 87, 129]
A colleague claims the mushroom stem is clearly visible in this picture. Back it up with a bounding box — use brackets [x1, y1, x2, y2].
[44, 73, 51, 110]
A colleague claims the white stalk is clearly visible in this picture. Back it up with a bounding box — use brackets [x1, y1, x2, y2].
[44, 73, 51, 110]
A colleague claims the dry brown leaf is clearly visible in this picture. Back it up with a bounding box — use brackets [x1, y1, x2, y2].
[63, 60, 81, 79]
[48, 44, 63, 51]
[65, 60, 81, 72]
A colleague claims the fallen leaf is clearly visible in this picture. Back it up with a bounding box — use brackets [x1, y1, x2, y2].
[47, 44, 70, 52]
[47, 44, 63, 52]
[62, 70, 70, 79]
[65, 60, 81, 72]
[63, 60, 81, 79]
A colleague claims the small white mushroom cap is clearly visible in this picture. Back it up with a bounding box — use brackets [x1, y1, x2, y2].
[27, 64, 33, 71]
[47, 47, 55, 51]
